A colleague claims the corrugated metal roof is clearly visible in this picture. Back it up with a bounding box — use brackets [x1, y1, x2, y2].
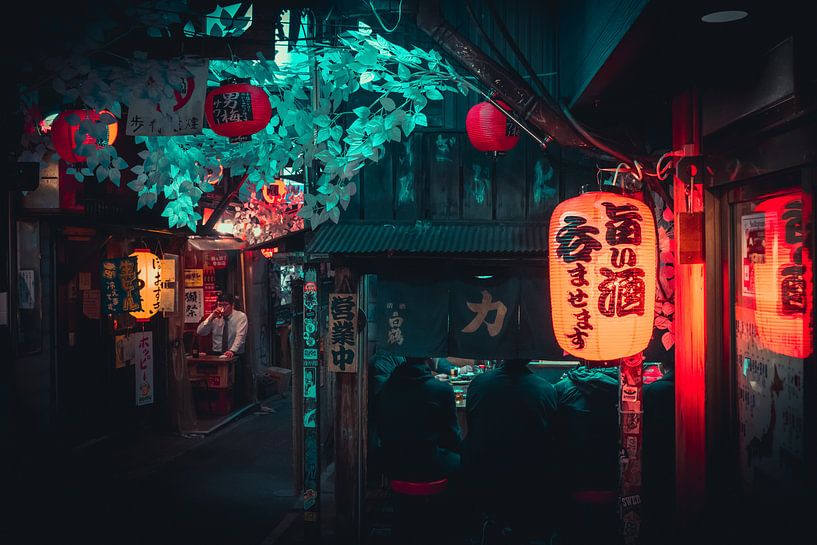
[306, 221, 548, 255]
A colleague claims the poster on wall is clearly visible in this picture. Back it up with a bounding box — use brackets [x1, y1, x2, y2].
[735, 306, 804, 493]
[18, 270, 35, 310]
[134, 331, 154, 406]
[741, 213, 765, 298]
[115, 334, 135, 368]
[184, 268, 204, 288]
[184, 288, 204, 323]
[327, 293, 357, 373]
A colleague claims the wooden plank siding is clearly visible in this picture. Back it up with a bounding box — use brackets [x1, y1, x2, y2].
[341, 131, 590, 222]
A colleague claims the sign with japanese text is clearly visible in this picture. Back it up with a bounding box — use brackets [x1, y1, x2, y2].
[184, 288, 204, 323]
[126, 59, 208, 136]
[100, 257, 141, 315]
[449, 277, 519, 358]
[548, 192, 656, 361]
[327, 293, 357, 373]
[377, 276, 449, 357]
[207, 251, 228, 269]
[184, 268, 204, 287]
[78, 272, 91, 291]
[134, 331, 154, 406]
[159, 256, 177, 312]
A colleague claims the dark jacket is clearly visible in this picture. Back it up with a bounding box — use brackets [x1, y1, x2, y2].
[376, 359, 461, 481]
[643, 370, 675, 508]
[555, 366, 620, 492]
[463, 364, 557, 500]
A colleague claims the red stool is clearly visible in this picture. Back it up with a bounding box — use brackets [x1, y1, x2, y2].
[389, 478, 449, 543]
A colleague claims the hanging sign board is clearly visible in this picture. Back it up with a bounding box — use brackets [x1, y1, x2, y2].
[159, 256, 178, 312]
[327, 293, 357, 373]
[126, 59, 208, 136]
[134, 331, 155, 406]
[100, 257, 141, 315]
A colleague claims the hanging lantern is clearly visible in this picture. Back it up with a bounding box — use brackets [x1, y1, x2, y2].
[129, 249, 162, 322]
[204, 81, 272, 141]
[754, 192, 813, 358]
[51, 109, 119, 163]
[548, 191, 657, 361]
[465, 100, 520, 153]
[203, 161, 224, 185]
[262, 178, 288, 205]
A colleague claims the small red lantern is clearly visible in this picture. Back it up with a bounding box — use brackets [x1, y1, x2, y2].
[205, 82, 272, 140]
[548, 191, 657, 361]
[754, 192, 813, 358]
[51, 109, 119, 163]
[465, 100, 520, 153]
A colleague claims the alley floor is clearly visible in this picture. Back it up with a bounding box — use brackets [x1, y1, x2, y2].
[1, 396, 296, 545]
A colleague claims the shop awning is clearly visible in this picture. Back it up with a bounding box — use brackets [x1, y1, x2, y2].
[306, 221, 548, 256]
[187, 236, 246, 251]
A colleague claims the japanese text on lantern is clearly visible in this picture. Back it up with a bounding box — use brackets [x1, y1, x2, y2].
[555, 215, 601, 350]
[328, 294, 357, 373]
[781, 200, 806, 314]
[211, 92, 253, 125]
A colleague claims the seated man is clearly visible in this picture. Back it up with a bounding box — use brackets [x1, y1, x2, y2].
[375, 356, 461, 482]
[463, 358, 559, 541]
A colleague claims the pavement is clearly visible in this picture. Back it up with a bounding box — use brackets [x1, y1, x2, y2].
[1, 395, 298, 545]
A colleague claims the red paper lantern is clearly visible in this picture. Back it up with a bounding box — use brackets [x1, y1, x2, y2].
[548, 191, 657, 361]
[205, 82, 272, 139]
[51, 109, 119, 163]
[465, 100, 520, 153]
[753, 192, 813, 358]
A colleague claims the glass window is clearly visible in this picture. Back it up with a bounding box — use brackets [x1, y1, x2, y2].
[731, 189, 812, 495]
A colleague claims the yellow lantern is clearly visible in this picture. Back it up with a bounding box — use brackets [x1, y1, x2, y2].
[129, 249, 162, 322]
[754, 192, 813, 358]
[548, 191, 656, 361]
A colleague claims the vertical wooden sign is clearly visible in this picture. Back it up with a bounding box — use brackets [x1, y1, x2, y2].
[327, 293, 357, 373]
[302, 266, 320, 537]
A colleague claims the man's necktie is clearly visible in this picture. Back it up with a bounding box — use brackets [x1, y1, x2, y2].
[220, 316, 229, 353]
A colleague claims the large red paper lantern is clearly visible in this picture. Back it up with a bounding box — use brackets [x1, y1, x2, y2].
[465, 100, 520, 153]
[754, 192, 813, 358]
[205, 82, 272, 140]
[51, 109, 119, 163]
[549, 191, 657, 361]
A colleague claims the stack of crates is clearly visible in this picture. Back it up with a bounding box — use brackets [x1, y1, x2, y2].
[189, 361, 235, 415]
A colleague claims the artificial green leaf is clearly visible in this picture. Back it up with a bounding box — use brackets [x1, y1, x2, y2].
[353, 106, 370, 119]
[380, 96, 396, 111]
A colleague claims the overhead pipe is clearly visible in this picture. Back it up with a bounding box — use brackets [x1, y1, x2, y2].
[416, 0, 629, 162]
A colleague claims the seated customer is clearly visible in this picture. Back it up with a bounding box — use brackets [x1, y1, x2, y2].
[463, 358, 559, 542]
[376, 356, 461, 482]
[555, 364, 620, 544]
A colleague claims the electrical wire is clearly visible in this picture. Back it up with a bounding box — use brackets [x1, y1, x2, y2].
[367, 0, 403, 33]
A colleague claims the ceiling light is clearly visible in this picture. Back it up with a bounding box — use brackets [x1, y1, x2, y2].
[701, 10, 748, 23]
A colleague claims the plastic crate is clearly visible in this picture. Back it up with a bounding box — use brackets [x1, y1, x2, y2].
[189, 361, 234, 388]
[193, 386, 234, 415]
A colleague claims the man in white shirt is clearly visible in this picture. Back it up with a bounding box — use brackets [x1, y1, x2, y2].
[196, 293, 248, 357]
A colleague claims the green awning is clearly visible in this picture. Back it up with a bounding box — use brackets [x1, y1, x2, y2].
[306, 221, 548, 256]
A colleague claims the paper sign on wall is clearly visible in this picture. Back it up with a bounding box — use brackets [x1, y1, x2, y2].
[115, 334, 135, 368]
[184, 268, 203, 287]
[184, 288, 204, 323]
[78, 272, 91, 291]
[82, 289, 101, 320]
[328, 293, 358, 373]
[159, 256, 178, 312]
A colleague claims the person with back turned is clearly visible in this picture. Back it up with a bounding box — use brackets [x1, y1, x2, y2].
[463, 358, 560, 543]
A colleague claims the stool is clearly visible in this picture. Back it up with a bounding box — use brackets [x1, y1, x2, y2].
[389, 478, 449, 544]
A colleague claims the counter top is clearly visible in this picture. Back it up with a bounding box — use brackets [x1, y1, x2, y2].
[186, 354, 238, 364]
